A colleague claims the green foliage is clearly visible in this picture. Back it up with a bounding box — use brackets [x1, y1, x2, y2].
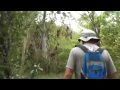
[1, 11, 120, 79]
[1, 11, 39, 78]
[0, 11, 79, 78]
[100, 11, 120, 78]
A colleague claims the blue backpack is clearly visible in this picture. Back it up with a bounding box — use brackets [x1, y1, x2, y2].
[77, 45, 107, 79]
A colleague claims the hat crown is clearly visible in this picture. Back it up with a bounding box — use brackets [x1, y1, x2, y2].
[81, 30, 97, 38]
[78, 29, 99, 42]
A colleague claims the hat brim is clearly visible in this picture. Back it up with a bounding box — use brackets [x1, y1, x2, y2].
[78, 37, 100, 42]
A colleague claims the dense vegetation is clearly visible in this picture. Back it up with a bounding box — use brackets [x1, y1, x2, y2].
[0, 11, 120, 79]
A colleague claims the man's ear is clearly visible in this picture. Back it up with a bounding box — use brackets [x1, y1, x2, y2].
[78, 39, 81, 42]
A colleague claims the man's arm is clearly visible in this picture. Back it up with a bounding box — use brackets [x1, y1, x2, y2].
[107, 72, 117, 79]
[64, 48, 76, 79]
[64, 68, 74, 79]
[103, 50, 117, 79]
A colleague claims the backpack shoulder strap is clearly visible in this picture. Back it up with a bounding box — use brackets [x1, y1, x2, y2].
[96, 48, 104, 54]
[75, 45, 88, 53]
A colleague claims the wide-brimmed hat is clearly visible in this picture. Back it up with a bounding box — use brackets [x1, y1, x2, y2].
[78, 29, 100, 42]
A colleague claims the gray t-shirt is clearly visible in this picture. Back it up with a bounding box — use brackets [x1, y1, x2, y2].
[66, 43, 117, 79]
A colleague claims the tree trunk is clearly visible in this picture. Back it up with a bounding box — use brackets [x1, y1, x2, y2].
[41, 11, 48, 59]
[41, 32, 48, 59]
[88, 11, 101, 46]
[0, 12, 11, 79]
[20, 30, 31, 75]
